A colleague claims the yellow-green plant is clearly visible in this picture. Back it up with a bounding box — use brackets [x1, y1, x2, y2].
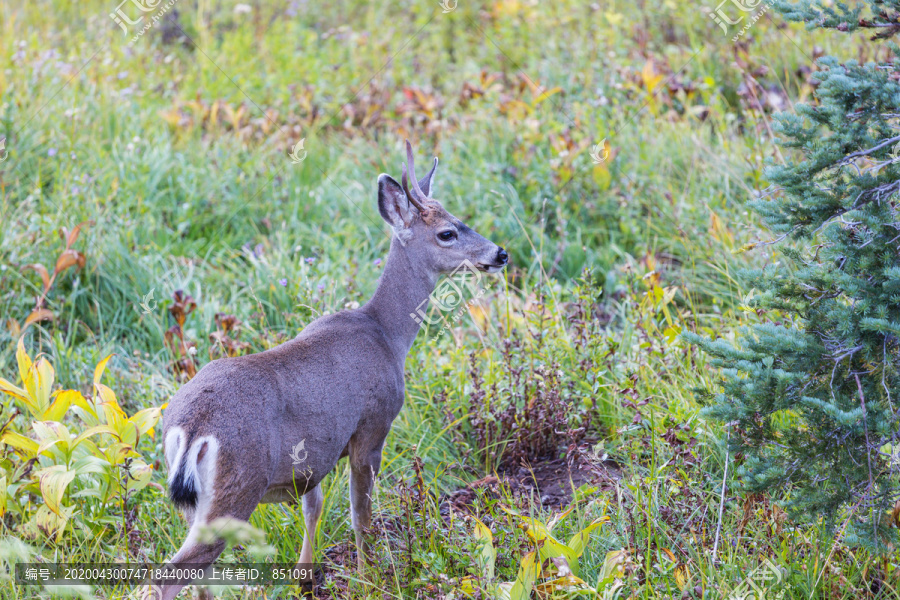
[456, 507, 609, 599]
[0, 339, 164, 541]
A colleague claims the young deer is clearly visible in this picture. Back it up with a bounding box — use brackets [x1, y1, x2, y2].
[149, 141, 508, 600]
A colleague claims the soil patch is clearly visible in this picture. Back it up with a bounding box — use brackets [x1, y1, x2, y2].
[445, 456, 622, 513]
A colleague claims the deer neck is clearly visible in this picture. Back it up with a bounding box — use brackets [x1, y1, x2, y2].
[362, 237, 437, 358]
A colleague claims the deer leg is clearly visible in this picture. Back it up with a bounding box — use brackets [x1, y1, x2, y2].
[151, 503, 270, 600]
[349, 465, 374, 572]
[297, 484, 324, 577]
[146, 441, 268, 600]
[349, 439, 384, 573]
[181, 509, 214, 600]
[147, 511, 213, 600]
[147, 533, 227, 600]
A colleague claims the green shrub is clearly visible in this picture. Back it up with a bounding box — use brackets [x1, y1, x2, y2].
[688, 0, 900, 549]
[0, 339, 163, 543]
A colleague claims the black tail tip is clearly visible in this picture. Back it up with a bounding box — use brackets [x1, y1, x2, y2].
[168, 469, 197, 508]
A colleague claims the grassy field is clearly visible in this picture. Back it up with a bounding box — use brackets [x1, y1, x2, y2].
[0, 0, 896, 598]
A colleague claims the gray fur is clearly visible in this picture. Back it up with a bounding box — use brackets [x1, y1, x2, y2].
[147, 141, 508, 600]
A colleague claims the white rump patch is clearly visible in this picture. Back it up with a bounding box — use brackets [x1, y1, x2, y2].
[164, 427, 186, 486]
[188, 436, 219, 498]
[164, 427, 219, 512]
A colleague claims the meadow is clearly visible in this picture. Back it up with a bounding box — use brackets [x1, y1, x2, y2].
[0, 0, 895, 598]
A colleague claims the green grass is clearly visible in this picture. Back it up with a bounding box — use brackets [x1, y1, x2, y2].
[0, 0, 897, 598]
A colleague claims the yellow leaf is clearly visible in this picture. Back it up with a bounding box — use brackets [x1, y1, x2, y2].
[39, 465, 75, 517]
[32, 421, 70, 447]
[104, 441, 136, 465]
[675, 563, 690, 591]
[471, 516, 497, 580]
[0, 377, 30, 403]
[493, 0, 523, 17]
[1, 431, 40, 457]
[734, 242, 759, 254]
[159, 108, 184, 128]
[53, 249, 85, 275]
[661, 286, 678, 306]
[16, 337, 33, 390]
[535, 575, 589, 594]
[22, 264, 51, 293]
[23, 308, 54, 328]
[663, 324, 682, 345]
[33, 503, 72, 543]
[532, 86, 562, 106]
[36, 438, 65, 457]
[566, 516, 609, 557]
[473, 518, 492, 544]
[605, 11, 624, 26]
[93, 354, 114, 388]
[709, 210, 733, 244]
[126, 461, 153, 492]
[129, 406, 164, 439]
[0, 476, 6, 517]
[72, 425, 117, 449]
[495, 582, 514, 600]
[592, 164, 611, 190]
[599, 549, 630, 583]
[502, 507, 555, 542]
[502, 99, 532, 120]
[96, 383, 123, 414]
[546, 506, 573, 532]
[456, 576, 480, 597]
[100, 400, 135, 444]
[32, 358, 55, 417]
[509, 551, 538, 600]
[209, 101, 220, 128]
[709, 210, 721, 234]
[641, 60, 665, 93]
[503, 508, 580, 576]
[69, 392, 99, 425]
[41, 389, 79, 422]
[467, 303, 490, 332]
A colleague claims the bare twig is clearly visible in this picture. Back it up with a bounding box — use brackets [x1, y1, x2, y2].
[855, 373, 877, 542]
[855, 374, 875, 494]
[838, 135, 900, 165]
[712, 431, 730, 563]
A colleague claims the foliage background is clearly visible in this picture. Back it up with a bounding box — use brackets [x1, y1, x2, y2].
[0, 0, 896, 598]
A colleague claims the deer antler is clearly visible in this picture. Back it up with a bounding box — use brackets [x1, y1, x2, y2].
[401, 139, 428, 211]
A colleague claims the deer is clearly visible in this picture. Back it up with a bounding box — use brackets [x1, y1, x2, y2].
[147, 140, 508, 600]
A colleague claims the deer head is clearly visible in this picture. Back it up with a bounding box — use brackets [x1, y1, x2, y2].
[376, 140, 508, 275]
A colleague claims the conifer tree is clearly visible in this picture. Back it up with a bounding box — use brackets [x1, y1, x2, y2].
[687, 0, 900, 548]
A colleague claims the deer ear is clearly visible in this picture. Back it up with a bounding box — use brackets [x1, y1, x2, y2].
[417, 157, 438, 197]
[377, 173, 415, 231]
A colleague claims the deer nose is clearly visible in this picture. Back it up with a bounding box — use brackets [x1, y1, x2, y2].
[496, 247, 508, 264]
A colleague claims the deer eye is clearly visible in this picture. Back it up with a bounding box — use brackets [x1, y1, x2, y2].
[437, 230, 457, 242]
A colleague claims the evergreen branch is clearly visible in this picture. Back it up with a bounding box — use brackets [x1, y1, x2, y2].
[838, 135, 900, 165]
[811, 179, 900, 236]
